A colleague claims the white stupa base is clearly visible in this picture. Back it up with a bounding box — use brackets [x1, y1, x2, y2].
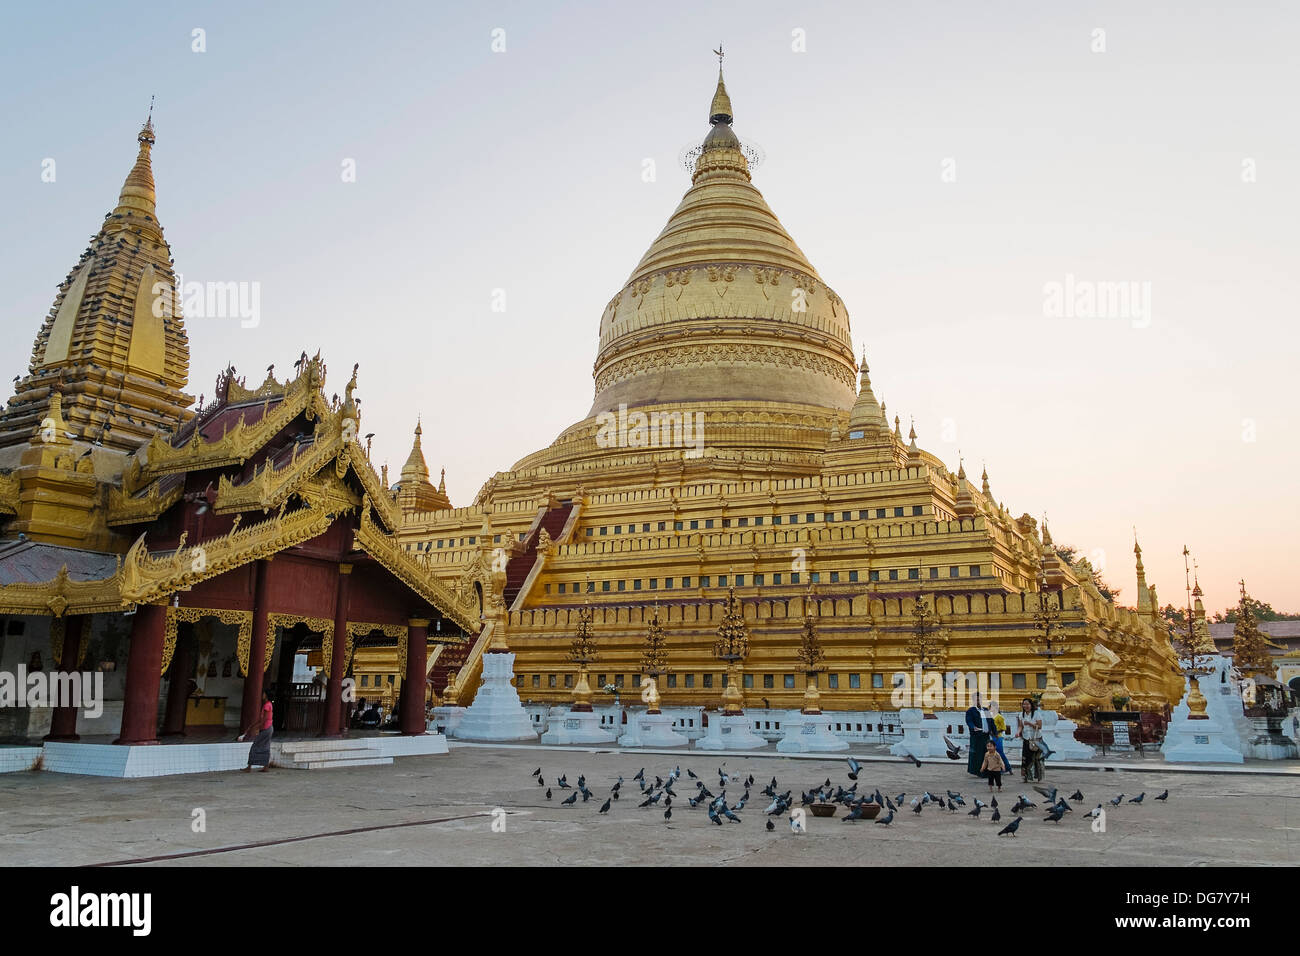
[1039, 710, 1096, 760]
[1161, 676, 1244, 763]
[451, 652, 539, 742]
[695, 713, 767, 751]
[539, 707, 617, 745]
[429, 705, 466, 736]
[618, 710, 689, 748]
[1246, 717, 1299, 760]
[888, 708, 948, 758]
[776, 712, 850, 752]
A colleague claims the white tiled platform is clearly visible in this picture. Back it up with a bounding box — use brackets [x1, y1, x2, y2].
[0, 746, 43, 773]
[42, 741, 253, 778]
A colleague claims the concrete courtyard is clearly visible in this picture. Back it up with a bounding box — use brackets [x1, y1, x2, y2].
[1, 743, 1296, 866]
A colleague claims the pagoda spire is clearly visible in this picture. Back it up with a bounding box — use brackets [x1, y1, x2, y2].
[1134, 532, 1151, 612]
[846, 349, 884, 437]
[113, 111, 159, 223]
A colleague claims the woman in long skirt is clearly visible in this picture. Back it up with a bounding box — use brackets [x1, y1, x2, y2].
[1016, 697, 1045, 782]
[240, 690, 273, 772]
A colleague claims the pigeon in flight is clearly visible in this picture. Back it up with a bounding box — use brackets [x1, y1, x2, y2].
[998, 817, 1023, 837]
[1154, 790, 1169, 802]
[561, 792, 578, 806]
[847, 757, 862, 780]
[1033, 786, 1057, 805]
[943, 736, 963, 760]
[899, 749, 922, 768]
[599, 798, 611, 813]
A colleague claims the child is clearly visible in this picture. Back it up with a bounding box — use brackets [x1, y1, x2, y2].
[980, 740, 1006, 790]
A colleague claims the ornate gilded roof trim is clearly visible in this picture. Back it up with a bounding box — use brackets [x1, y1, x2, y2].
[0, 561, 125, 617]
[107, 479, 183, 526]
[120, 501, 336, 605]
[353, 496, 480, 634]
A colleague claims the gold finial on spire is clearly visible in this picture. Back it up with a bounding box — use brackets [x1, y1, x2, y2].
[709, 45, 732, 125]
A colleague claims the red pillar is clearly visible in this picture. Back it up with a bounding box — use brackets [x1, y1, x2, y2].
[160, 623, 197, 736]
[240, 559, 272, 736]
[320, 563, 352, 737]
[401, 618, 428, 735]
[45, 615, 85, 742]
[116, 603, 167, 745]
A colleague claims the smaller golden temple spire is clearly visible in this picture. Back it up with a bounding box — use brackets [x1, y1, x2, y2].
[710, 45, 732, 124]
[114, 103, 158, 220]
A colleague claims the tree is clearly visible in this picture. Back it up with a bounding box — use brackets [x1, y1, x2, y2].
[1160, 604, 1187, 629]
[1055, 544, 1120, 602]
[1230, 584, 1277, 679]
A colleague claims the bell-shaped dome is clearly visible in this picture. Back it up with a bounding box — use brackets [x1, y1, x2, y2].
[587, 66, 856, 416]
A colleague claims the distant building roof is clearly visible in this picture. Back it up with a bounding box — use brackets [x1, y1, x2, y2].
[1209, 620, 1300, 656]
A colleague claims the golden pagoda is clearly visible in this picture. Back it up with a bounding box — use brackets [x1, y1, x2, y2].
[398, 62, 1187, 717]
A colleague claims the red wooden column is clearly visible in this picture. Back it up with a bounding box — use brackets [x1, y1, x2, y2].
[401, 618, 428, 736]
[45, 615, 85, 742]
[320, 563, 352, 737]
[240, 559, 272, 736]
[116, 603, 167, 745]
[160, 622, 197, 736]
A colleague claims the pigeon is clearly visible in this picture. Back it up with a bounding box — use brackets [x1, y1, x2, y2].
[557, 775, 570, 789]
[723, 807, 741, 823]
[531, 767, 541, 777]
[764, 797, 782, 815]
[990, 796, 998, 809]
[710, 810, 723, 826]
[561, 792, 578, 806]
[638, 795, 654, 808]
[1154, 790, 1169, 802]
[899, 749, 922, 768]
[687, 769, 698, 779]
[1053, 799, 1073, 814]
[968, 805, 982, 818]
[847, 757, 862, 780]
[611, 781, 621, 793]
[990, 807, 1001, 823]
[1011, 796, 1035, 814]
[885, 797, 896, 812]
[545, 788, 552, 800]
[1128, 792, 1145, 804]
[1086, 805, 1104, 820]
[943, 735, 963, 760]
[1070, 790, 1084, 802]
[875, 810, 895, 826]
[1110, 794, 1125, 807]
[599, 798, 611, 813]
[766, 818, 775, 831]
[580, 787, 592, 802]
[843, 804, 865, 822]
[664, 796, 672, 808]
[998, 816, 1023, 837]
[664, 807, 672, 820]
[578, 774, 587, 790]
[537, 777, 545, 787]
[974, 798, 987, 810]
[895, 793, 906, 805]
[633, 768, 645, 782]
[1043, 806, 1065, 823]
[912, 801, 923, 815]
[1033, 786, 1058, 805]
[654, 776, 663, 790]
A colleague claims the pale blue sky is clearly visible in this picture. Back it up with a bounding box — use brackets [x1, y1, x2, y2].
[2, 1, 1296, 610]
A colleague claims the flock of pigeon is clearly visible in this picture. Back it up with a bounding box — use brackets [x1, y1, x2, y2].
[529, 756, 1170, 837]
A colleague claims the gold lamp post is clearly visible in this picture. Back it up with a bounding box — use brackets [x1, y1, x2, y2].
[568, 600, 599, 713]
[1175, 546, 1212, 719]
[905, 592, 948, 716]
[639, 604, 669, 715]
[797, 589, 827, 715]
[1030, 569, 1071, 712]
[713, 586, 750, 715]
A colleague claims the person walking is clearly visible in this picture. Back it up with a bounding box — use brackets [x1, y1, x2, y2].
[989, 699, 1012, 780]
[964, 693, 994, 777]
[980, 740, 1006, 791]
[239, 690, 274, 773]
[1016, 697, 1044, 782]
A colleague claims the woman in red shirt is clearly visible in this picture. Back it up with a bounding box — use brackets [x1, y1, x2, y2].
[240, 691, 274, 772]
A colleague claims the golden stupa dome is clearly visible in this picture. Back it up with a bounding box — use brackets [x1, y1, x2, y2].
[587, 65, 857, 417]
